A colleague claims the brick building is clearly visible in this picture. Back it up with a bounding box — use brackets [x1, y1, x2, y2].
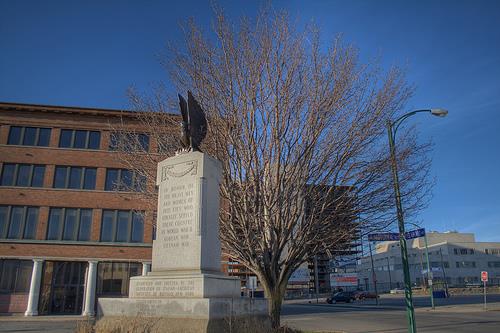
[0, 102, 166, 316]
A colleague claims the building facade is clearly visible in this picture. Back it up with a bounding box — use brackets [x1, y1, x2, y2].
[0, 102, 163, 316]
[357, 231, 500, 292]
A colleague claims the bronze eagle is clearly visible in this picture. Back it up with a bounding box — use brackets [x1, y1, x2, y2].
[178, 91, 207, 152]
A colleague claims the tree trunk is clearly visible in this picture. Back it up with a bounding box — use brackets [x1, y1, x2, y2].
[267, 286, 286, 329]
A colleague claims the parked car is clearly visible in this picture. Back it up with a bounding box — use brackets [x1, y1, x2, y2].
[390, 288, 405, 294]
[353, 291, 379, 300]
[352, 290, 366, 300]
[361, 291, 379, 299]
[326, 291, 355, 304]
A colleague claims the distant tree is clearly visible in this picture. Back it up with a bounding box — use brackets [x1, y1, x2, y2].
[114, 8, 432, 328]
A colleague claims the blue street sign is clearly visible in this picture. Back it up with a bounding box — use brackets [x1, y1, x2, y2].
[405, 228, 426, 240]
[368, 233, 400, 241]
[368, 228, 426, 242]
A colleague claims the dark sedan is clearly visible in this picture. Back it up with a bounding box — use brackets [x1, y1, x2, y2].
[326, 291, 355, 304]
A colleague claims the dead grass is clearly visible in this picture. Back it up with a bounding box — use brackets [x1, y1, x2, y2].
[74, 316, 335, 333]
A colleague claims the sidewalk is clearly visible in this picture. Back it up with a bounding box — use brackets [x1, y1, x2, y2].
[417, 302, 500, 313]
[0, 314, 89, 322]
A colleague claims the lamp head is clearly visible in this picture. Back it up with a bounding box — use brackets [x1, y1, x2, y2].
[430, 108, 448, 117]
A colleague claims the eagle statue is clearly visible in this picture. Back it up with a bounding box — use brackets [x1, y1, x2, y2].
[178, 91, 207, 152]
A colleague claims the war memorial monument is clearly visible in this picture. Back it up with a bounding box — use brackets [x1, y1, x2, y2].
[97, 92, 268, 332]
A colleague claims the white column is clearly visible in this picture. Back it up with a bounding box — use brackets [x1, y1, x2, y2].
[25, 259, 43, 316]
[82, 260, 98, 317]
[142, 262, 151, 276]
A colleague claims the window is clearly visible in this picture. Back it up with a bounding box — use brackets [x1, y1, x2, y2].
[0, 260, 33, 293]
[104, 169, 145, 192]
[109, 132, 149, 152]
[488, 262, 500, 268]
[431, 261, 449, 268]
[0, 206, 39, 240]
[7, 126, 51, 147]
[0, 164, 45, 187]
[455, 261, 476, 268]
[46, 208, 92, 241]
[53, 166, 96, 190]
[59, 129, 101, 149]
[96, 262, 142, 296]
[100, 210, 144, 243]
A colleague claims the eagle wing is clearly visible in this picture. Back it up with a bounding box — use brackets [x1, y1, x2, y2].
[178, 94, 190, 149]
[187, 91, 207, 150]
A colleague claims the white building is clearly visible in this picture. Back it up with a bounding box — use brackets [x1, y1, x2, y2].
[357, 231, 500, 292]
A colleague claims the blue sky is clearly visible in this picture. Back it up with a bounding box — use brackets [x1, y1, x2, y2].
[1, 0, 499, 241]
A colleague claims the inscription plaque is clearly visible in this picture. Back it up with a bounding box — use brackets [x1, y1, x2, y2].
[132, 279, 198, 298]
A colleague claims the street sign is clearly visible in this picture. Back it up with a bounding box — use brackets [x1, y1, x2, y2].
[481, 271, 488, 310]
[368, 228, 426, 242]
[368, 233, 399, 241]
[404, 228, 426, 240]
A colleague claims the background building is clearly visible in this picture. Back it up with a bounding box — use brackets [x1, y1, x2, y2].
[357, 231, 500, 292]
[0, 102, 162, 316]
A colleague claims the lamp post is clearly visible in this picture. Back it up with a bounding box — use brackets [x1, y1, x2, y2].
[387, 108, 447, 333]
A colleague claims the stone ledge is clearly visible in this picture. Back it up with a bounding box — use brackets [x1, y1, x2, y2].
[129, 272, 240, 298]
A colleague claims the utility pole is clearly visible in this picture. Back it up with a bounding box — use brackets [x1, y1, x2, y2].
[386, 108, 448, 333]
[368, 241, 379, 305]
[386, 256, 393, 291]
[439, 247, 449, 297]
[387, 120, 416, 332]
[423, 234, 435, 309]
[314, 255, 319, 303]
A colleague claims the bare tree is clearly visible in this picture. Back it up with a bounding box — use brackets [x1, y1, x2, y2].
[116, 9, 432, 328]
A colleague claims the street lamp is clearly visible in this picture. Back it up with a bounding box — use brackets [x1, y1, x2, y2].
[387, 108, 448, 333]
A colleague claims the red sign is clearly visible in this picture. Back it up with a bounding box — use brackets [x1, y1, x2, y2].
[330, 273, 358, 287]
[481, 271, 488, 282]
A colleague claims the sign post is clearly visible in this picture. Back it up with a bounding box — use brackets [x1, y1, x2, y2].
[368, 241, 379, 305]
[481, 271, 488, 310]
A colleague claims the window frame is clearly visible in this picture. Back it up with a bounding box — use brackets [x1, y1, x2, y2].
[0, 205, 39, 240]
[0, 259, 34, 294]
[104, 168, 145, 192]
[46, 207, 93, 241]
[109, 132, 150, 152]
[7, 126, 51, 147]
[100, 210, 144, 243]
[53, 166, 96, 190]
[0, 163, 46, 187]
[58, 129, 101, 150]
[96, 261, 142, 297]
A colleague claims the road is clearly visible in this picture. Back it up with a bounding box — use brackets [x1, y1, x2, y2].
[282, 294, 500, 333]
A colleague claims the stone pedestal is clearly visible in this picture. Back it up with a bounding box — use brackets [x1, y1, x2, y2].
[98, 152, 268, 332]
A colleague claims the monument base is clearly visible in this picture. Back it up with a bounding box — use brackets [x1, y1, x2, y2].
[97, 297, 270, 333]
[129, 273, 241, 298]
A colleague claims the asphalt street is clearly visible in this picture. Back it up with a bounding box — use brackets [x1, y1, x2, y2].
[282, 294, 500, 333]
